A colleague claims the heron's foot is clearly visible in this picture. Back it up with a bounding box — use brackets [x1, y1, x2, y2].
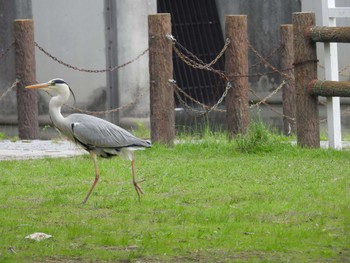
[133, 179, 145, 200]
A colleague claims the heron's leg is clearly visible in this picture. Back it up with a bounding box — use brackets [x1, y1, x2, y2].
[82, 152, 99, 204]
[131, 157, 144, 200]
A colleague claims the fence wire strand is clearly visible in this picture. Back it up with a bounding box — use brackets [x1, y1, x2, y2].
[64, 91, 146, 116]
[0, 79, 19, 102]
[0, 42, 15, 61]
[35, 42, 148, 73]
[169, 35, 296, 121]
[167, 34, 229, 81]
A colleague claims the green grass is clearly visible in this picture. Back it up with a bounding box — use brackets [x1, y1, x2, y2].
[0, 130, 349, 262]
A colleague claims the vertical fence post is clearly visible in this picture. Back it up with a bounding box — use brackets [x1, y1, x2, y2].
[293, 12, 319, 148]
[225, 15, 249, 138]
[148, 14, 175, 145]
[14, 19, 39, 139]
[280, 24, 296, 136]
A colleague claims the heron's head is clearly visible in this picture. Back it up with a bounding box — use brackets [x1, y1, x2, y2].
[26, 78, 76, 102]
[26, 78, 69, 93]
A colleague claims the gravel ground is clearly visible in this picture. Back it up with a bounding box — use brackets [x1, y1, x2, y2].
[0, 140, 87, 161]
[0, 139, 349, 161]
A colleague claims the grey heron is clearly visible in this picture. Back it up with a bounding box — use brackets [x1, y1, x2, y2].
[26, 78, 151, 204]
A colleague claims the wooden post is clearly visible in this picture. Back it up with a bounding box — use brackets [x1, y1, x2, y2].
[225, 15, 249, 138]
[293, 13, 319, 148]
[14, 19, 39, 139]
[280, 24, 296, 136]
[148, 14, 175, 145]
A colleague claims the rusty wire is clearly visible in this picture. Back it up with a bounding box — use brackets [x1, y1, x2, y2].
[32, 41, 149, 115]
[170, 36, 297, 121]
[172, 36, 230, 69]
[0, 79, 20, 102]
[169, 79, 229, 115]
[167, 34, 229, 81]
[63, 91, 146, 116]
[318, 63, 350, 79]
[35, 42, 148, 73]
[249, 80, 295, 122]
[0, 41, 15, 61]
[33, 87, 145, 116]
[248, 42, 293, 80]
[0, 41, 148, 115]
[249, 80, 286, 109]
[249, 42, 284, 70]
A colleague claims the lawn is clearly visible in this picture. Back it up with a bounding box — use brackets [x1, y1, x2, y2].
[0, 131, 349, 262]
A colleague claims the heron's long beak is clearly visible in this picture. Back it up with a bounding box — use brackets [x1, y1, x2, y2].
[25, 83, 50, 89]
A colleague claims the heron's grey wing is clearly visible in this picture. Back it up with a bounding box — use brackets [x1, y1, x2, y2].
[66, 114, 149, 149]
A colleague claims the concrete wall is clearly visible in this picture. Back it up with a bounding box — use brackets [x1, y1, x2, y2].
[115, 0, 156, 120]
[32, 0, 106, 111]
[32, 0, 156, 123]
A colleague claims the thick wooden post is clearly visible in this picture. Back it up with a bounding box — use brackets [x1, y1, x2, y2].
[225, 15, 249, 138]
[280, 24, 296, 135]
[148, 14, 175, 145]
[293, 13, 319, 148]
[14, 19, 39, 139]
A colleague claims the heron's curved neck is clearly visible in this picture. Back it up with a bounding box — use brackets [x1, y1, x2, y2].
[49, 93, 69, 126]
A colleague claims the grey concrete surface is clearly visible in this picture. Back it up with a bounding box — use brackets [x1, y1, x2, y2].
[0, 140, 86, 161]
[1, 139, 349, 162]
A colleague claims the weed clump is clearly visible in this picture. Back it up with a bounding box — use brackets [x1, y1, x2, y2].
[233, 121, 290, 153]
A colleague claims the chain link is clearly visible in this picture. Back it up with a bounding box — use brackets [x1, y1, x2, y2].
[0, 79, 20, 102]
[169, 79, 228, 116]
[249, 80, 295, 121]
[248, 42, 292, 80]
[173, 88, 208, 117]
[168, 34, 229, 81]
[40, 87, 145, 116]
[318, 62, 350, 79]
[169, 34, 296, 120]
[170, 77, 294, 120]
[249, 42, 283, 70]
[33, 41, 149, 115]
[35, 42, 148, 73]
[249, 80, 285, 109]
[0, 41, 15, 61]
[177, 38, 230, 69]
[64, 91, 145, 116]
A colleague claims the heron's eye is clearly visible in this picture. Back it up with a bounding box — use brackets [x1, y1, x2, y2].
[50, 82, 56, 86]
